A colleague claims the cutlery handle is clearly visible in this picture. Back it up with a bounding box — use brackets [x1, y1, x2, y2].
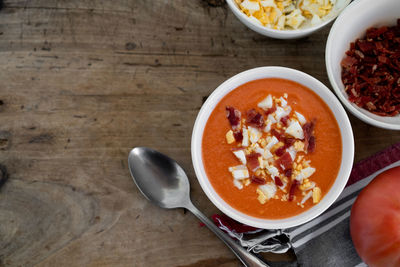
[185, 201, 269, 267]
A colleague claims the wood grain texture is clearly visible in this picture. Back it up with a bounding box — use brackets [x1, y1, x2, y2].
[0, 0, 399, 266]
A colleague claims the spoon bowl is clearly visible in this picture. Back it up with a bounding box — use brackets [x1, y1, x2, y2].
[128, 147, 189, 209]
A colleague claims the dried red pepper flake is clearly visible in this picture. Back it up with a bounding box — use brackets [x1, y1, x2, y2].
[341, 20, 400, 116]
[226, 106, 241, 129]
[274, 177, 283, 187]
[289, 180, 300, 201]
[246, 109, 265, 129]
[251, 175, 266, 185]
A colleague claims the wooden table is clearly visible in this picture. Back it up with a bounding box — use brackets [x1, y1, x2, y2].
[0, 0, 399, 266]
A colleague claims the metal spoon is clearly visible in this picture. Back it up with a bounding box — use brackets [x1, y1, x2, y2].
[128, 147, 269, 267]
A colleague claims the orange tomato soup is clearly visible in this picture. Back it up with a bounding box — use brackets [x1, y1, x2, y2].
[202, 78, 342, 219]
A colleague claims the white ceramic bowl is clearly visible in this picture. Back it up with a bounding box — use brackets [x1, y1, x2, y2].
[226, 0, 350, 39]
[191, 67, 354, 229]
[326, 0, 400, 130]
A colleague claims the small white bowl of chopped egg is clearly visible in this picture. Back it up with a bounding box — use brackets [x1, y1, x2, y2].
[226, 0, 350, 39]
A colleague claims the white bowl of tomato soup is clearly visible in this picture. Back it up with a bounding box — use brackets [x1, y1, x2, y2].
[192, 67, 354, 229]
[326, 0, 400, 129]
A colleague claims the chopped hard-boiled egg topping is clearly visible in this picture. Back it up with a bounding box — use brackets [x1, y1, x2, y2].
[235, 0, 334, 30]
[225, 93, 320, 208]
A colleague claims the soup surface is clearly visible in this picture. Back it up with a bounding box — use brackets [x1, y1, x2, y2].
[202, 78, 342, 219]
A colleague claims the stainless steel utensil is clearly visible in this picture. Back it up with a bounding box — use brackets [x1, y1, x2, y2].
[128, 147, 268, 267]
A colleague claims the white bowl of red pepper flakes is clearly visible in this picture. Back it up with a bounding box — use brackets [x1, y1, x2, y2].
[326, 0, 400, 130]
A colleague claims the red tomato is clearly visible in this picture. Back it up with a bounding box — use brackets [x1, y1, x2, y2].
[350, 166, 400, 267]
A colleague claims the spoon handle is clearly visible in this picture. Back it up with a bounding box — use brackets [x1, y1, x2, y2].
[185, 201, 269, 267]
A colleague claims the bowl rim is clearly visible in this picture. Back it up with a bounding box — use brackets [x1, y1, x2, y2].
[326, 0, 400, 130]
[225, 0, 350, 38]
[191, 66, 354, 229]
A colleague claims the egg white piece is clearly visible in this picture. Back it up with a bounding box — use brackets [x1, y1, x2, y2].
[260, 0, 276, 8]
[267, 165, 280, 178]
[262, 147, 273, 160]
[259, 183, 277, 200]
[232, 149, 247, 164]
[301, 190, 313, 205]
[229, 165, 250, 180]
[295, 166, 316, 182]
[275, 106, 292, 121]
[248, 126, 262, 144]
[264, 120, 272, 133]
[242, 127, 249, 147]
[311, 14, 322, 26]
[258, 94, 273, 110]
[295, 111, 307, 125]
[233, 179, 244, 190]
[287, 146, 297, 161]
[266, 136, 279, 150]
[280, 97, 287, 107]
[285, 9, 306, 29]
[240, 0, 260, 14]
[268, 114, 277, 123]
[285, 120, 304, 139]
[248, 15, 263, 26]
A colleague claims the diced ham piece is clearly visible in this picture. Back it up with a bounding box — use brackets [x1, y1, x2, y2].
[233, 130, 243, 142]
[280, 115, 289, 126]
[226, 106, 241, 130]
[303, 119, 316, 153]
[289, 180, 300, 201]
[251, 175, 266, 185]
[274, 177, 283, 187]
[276, 152, 293, 170]
[284, 137, 295, 147]
[341, 55, 358, 70]
[284, 168, 293, 178]
[275, 146, 285, 157]
[246, 152, 261, 171]
[271, 128, 283, 141]
[246, 109, 265, 129]
[308, 135, 316, 153]
[264, 106, 277, 116]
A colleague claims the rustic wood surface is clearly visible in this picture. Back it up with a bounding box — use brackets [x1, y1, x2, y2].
[0, 0, 399, 266]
